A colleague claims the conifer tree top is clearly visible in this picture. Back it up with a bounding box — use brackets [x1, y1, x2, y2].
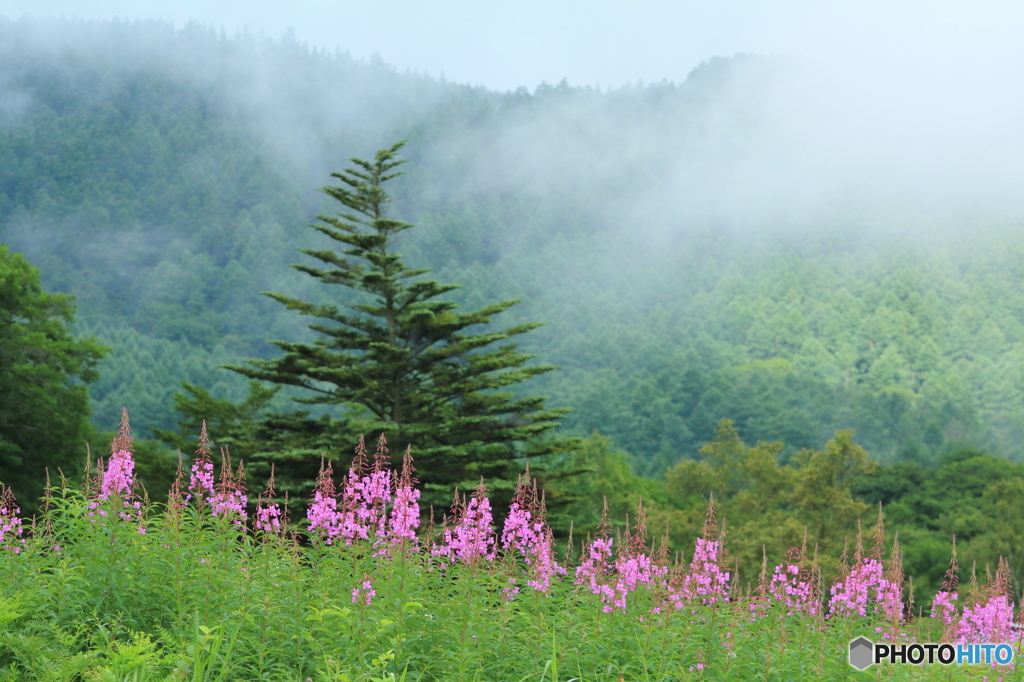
[221, 142, 566, 509]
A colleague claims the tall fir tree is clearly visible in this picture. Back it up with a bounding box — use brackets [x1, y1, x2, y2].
[205, 142, 567, 511]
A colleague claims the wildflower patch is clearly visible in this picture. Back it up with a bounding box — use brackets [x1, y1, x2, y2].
[2, 408, 1023, 680]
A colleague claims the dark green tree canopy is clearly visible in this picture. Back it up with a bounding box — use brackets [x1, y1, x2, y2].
[221, 143, 567, 507]
[0, 244, 109, 512]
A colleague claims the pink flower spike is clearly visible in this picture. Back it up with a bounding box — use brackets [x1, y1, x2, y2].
[100, 408, 136, 501]
[255, 465, 285, 535]
[307, 458, 342, 544]
[503, 473, 564, 593]
[436, 479, 497, 566]
[100, 449, 135, 501]
[954, 558, 1014, 644]
[828, 557, 885, 620]
[187, 421, 216, 506]
[765, 543, 819, 617]
[671, 498, 730, 608]
[336, 434, 392, 546]
[351, 574, 376, 606]
[210, 448, 248, 525]
[387, 446, 420, 549]
[89, 408, 145, 528]
[0, 487, 24, 552]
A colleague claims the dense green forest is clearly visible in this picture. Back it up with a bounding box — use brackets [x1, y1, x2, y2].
[3, 17, 1024, 603]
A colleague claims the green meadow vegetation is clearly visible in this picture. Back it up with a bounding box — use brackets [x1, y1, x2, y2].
[0, 419, 1018, 681]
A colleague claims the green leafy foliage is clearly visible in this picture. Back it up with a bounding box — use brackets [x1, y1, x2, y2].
[0, 245, 108, 512]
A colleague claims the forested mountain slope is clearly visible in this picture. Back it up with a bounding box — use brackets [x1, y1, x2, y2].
[2, 16, 1023, 477]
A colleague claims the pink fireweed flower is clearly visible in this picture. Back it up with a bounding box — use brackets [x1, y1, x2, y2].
[612, 551, 667, 612]
[767, 543, 819, 617]
[957, 595, 1014, 644]
[210, 449, 247, 525]
[500, 500, 531, 552]
[501, 474, 541, 555]
[576, 535, 616, 609]
[672, 497, 730, 607]
[189, 458, 215, 505]
[101, 408, 136, 503]
[254, 465, 284, 535]
[387, 446, 420, 548]
[931, 590, 959, 629]
[770, 564, 807, 612]
[828, 557, 887, 619]
[436, 480, 496, 565]
[89, 408, 145, 532]
[337, 435, 392, 545]
[768, 563, 819, 617]
[828, 523, 891, 620]
[256, 503, 282, 534]
[502, 577, 520, 602]
[0, 487, 24, 553]
[307, 459, 342, 544]
[502, 474, 564, 593]
[100, 449, 135, 501]
[430, 509, 454, 565]
[675, 537, 730, 606]
[187, 421, 216, 506]
[575, 499, 616, 609]
[351, 574, 376, 606]
[879, 582, 903, 623]
[364, 435, 394, 543]
[99, 449, 144, 530]
[605, 500, 667, 612]
[526, 526, 566, 592]
[453, 481, 497, 563]
[956, 558, 1014, 644]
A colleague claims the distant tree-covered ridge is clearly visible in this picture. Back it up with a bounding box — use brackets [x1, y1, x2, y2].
[1, 17, 1023, 476]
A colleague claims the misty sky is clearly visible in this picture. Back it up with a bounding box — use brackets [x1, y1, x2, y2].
[2, 1, 1024, 231]
[1, 1, 1022, 92]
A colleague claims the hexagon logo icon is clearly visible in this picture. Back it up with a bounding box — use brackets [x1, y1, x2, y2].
[849, 637, 874, 670]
